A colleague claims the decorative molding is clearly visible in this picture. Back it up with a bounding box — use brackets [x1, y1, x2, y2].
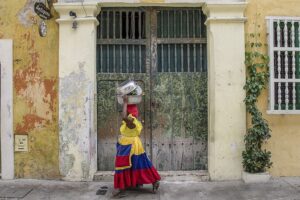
[203, 2, 247, 24]
[54, 2, 101, 18]
[206, 17, 247, 24]
[56, 17, 99, 25]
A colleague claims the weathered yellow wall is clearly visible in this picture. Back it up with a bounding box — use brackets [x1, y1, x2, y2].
[0, 0, 60, 178]
[245, 0, 300, 176]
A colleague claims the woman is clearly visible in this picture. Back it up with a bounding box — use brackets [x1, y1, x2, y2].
[113, 95, 160, 197]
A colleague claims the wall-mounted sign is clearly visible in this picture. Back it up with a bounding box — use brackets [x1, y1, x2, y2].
[34, 2, 52, 20]
[15, 135, 28, 152]
[39, 20, 47, 37]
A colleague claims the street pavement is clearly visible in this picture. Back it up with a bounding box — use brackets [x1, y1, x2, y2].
[0, 177, 300, 200]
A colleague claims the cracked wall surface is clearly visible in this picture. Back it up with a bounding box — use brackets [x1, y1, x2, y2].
[59, 65, 95, 180]
[0, 0, 60, 179]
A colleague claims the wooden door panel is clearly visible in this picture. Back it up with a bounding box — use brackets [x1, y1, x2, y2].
[97, 80, 121, 170]
[151, 73, 207, 170]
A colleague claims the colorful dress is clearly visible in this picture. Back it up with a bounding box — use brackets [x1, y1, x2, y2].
[114, 114, 161, 189]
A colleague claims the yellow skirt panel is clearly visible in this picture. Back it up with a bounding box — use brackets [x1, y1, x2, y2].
[118, 136, 145, 155]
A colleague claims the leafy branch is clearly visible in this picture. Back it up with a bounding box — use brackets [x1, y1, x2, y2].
[242, 31, 272, 173]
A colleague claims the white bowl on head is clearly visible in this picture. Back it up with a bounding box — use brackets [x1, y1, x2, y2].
[117, 95, 142, 105]
[117, 80, 137, 96]
[117, 85, 143, 105]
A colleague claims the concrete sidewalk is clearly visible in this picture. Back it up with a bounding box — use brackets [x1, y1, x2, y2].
[0, 177, 300, 200]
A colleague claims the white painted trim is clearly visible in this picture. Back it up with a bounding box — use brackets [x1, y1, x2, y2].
[205, 17, 247, 23]
[273, 79, 300, 82]
[203, 2, 247, 12]
[266, 16, 300, 114]
[56, 17, 99, 25]
[204, 2, 248, 7]
[98, 2, 204, 7]
[54, 2, 100, 18]
[267, 18, 275, 111]
[273, 47, 300, 51]
[266, 16, 300, 20]
[266, 110, 300, 115]
[0, 39, 14, 179]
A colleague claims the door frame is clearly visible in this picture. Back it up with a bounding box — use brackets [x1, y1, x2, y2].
[96, 7, 208, 171]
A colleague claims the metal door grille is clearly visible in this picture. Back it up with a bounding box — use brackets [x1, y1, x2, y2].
[97, 8, 147, 73]
[97, 8, 207, 74]
[157, 9, 206, 38]
[97, 44, 146, 73]
[157, 44, 206, 72]
[156, 9, 207, 73]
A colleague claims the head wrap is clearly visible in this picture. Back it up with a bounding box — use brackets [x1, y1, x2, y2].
[127, 104, 139, 118]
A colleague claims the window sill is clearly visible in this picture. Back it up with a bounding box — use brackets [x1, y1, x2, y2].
[266, 110, 300, 115]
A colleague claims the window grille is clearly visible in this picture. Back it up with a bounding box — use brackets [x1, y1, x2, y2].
[97, 9, 146, 73]
[267, 16, 300, 114]
[96, 8, 207, 74]
[157, 9, 207, 72]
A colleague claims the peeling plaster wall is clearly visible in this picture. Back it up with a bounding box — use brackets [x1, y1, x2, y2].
[0, 0, 60, 178]
[245, 0, 300, 177]
[59, 65, 95, 180]
[54, 2, 99, 180]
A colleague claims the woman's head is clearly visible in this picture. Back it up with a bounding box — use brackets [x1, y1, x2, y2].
[127, 104, 139, 117]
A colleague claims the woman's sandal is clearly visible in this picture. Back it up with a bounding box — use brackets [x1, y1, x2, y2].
[112, 189, 127, 198]
[152, 181, 160, 193]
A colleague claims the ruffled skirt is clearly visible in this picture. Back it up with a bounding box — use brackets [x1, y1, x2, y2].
[114, 137, 161, 189]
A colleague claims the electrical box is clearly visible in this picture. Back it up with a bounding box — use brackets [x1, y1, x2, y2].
[15, 135, 28, 152]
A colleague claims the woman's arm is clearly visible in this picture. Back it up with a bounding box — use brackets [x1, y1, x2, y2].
[122, 95, 136, 129]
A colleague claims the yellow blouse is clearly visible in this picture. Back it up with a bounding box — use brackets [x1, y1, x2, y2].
[119, 114, 143, 137]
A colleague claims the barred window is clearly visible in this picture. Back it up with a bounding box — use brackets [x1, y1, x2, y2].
[267, 16, 300, 114]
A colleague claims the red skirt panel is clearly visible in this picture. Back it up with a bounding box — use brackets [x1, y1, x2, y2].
[114, 152, 161, 189]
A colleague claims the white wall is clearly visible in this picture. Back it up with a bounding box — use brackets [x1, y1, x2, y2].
[0, 39, 14, 179]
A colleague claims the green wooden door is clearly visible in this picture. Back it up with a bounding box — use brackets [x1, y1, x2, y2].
[150, 9, 208, 170]
[96, 8, 207, 171]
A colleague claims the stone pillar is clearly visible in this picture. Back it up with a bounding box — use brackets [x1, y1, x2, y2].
[203, 2, 247, 180]
[54, 3, 100, 181]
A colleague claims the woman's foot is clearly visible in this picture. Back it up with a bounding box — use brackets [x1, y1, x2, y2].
[112, 189, 127, 198]
[152, 181, 160, 193]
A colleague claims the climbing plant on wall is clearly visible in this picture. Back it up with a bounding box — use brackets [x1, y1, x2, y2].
[242, 29, 272, 173]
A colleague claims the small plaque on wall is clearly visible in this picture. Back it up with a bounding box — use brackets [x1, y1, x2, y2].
[15, 135, 28, 152]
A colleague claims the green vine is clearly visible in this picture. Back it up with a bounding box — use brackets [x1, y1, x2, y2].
[242, 28, 272, 173]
